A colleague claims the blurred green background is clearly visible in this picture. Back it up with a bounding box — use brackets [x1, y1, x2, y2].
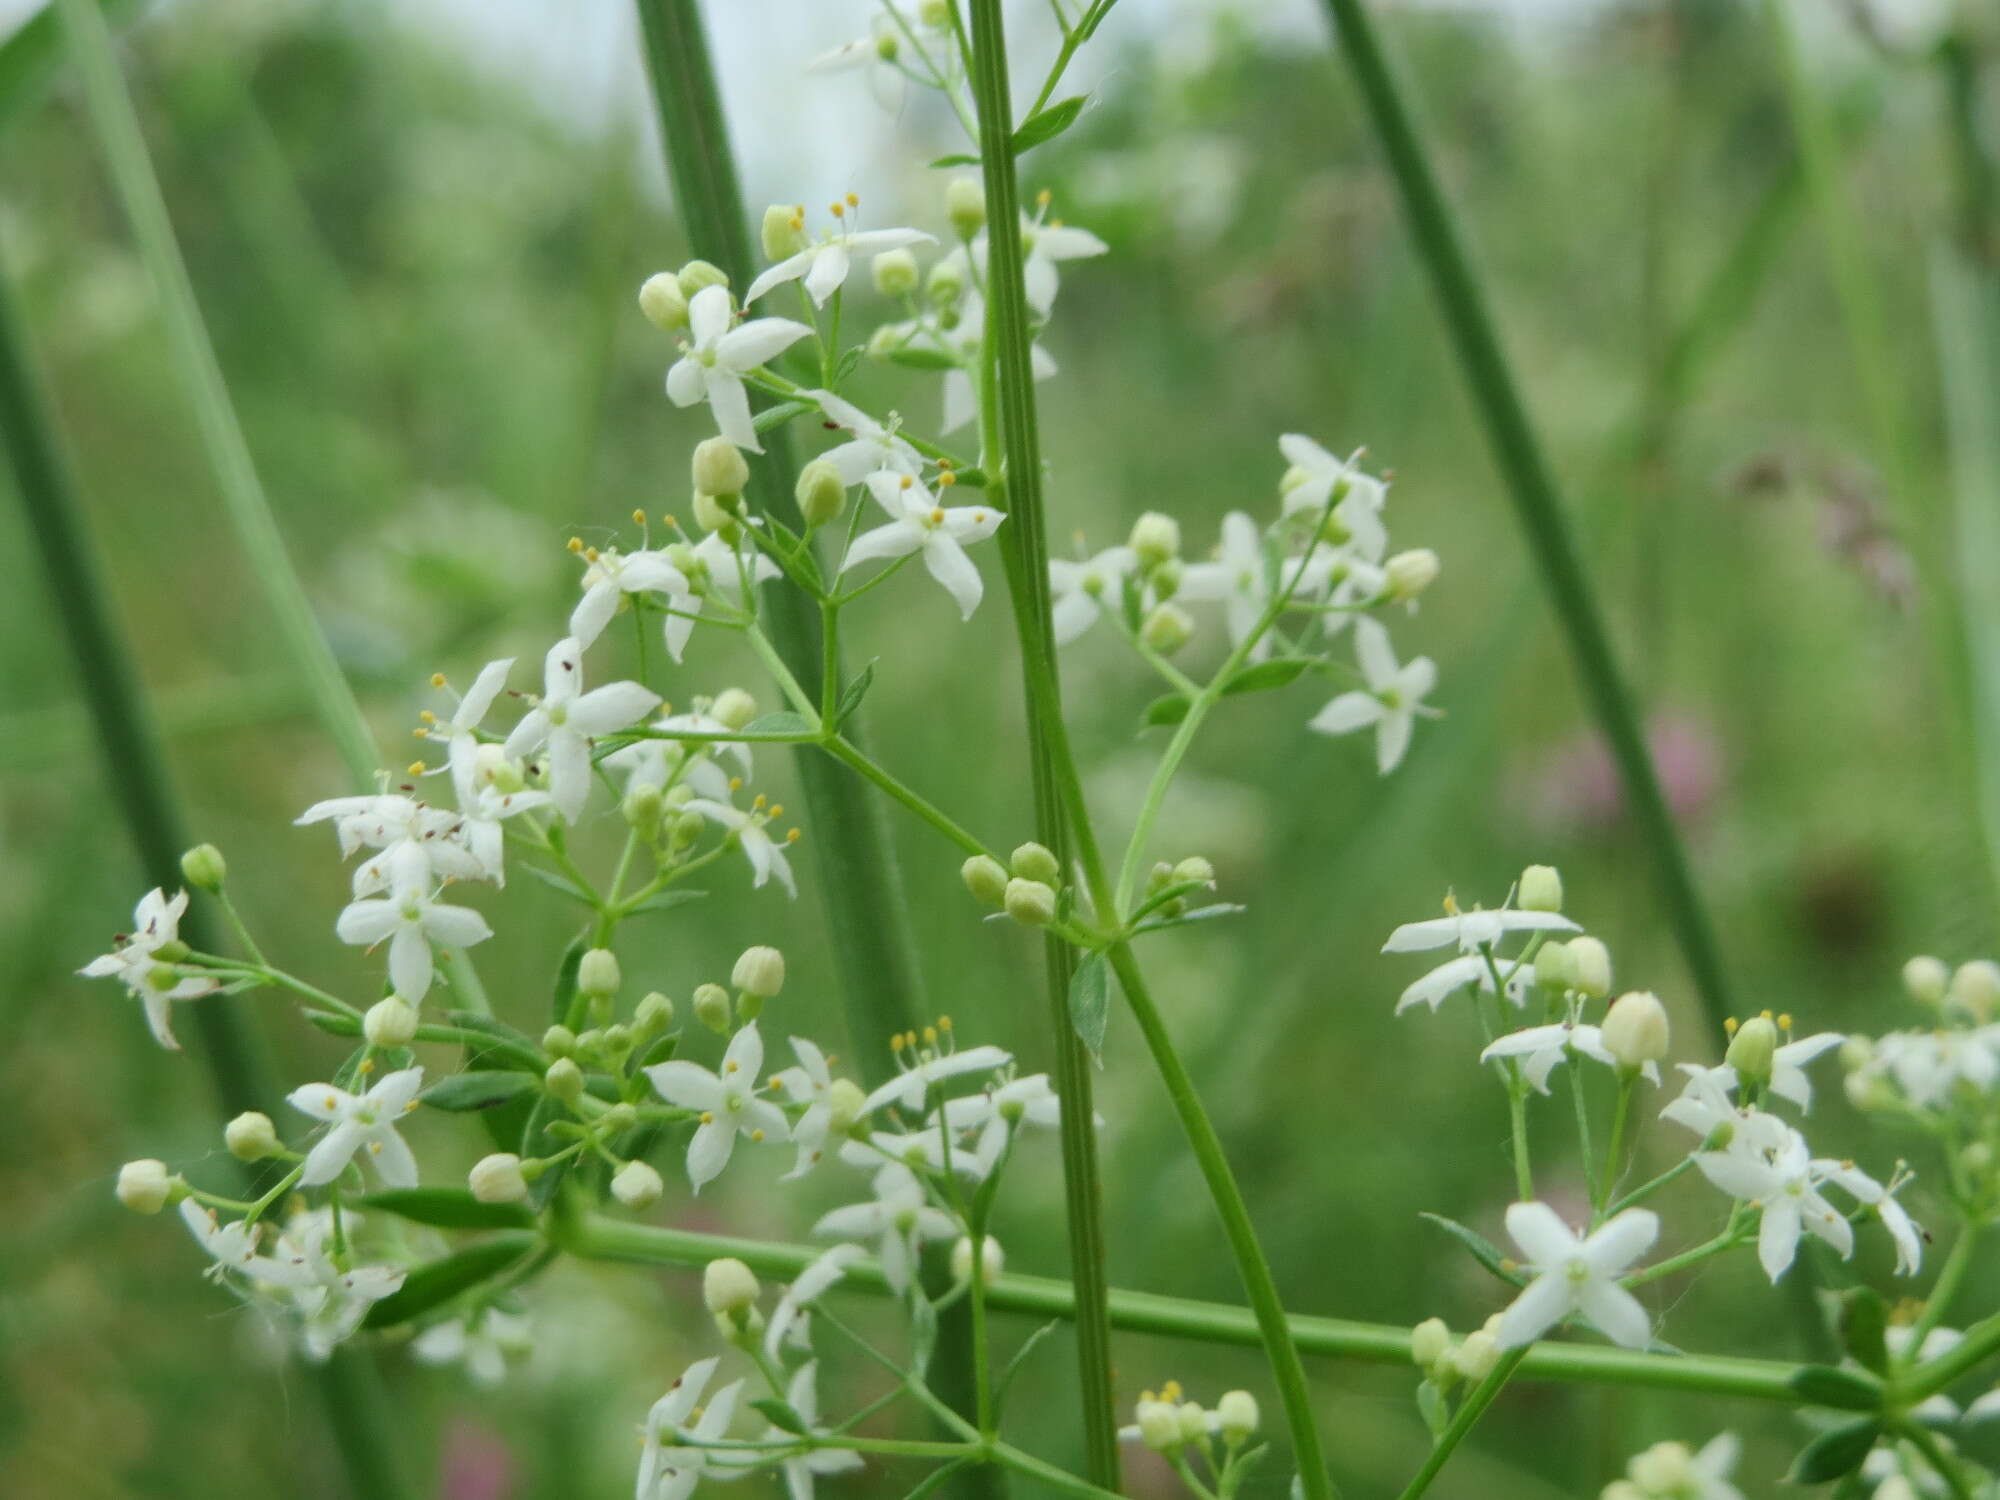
[4, 0, 1998, 1495]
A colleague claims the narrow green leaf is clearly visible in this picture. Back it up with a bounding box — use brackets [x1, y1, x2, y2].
[1134, 902, 1247, 934]
[1143, 694, 1191, 728]
[1221, 657, 1314, 696]
[622, 888, 709, 918]
[834, 660, 877, 727]
[304, 1009, 361, 1038]
[1010, 95, 1086, 154]
[1784, 1419, 1881, 1484]
[361, 1189, 537, 1231]
[752, 399, 813, 433]
[951, 467, 989, 488]
[552, 930, 589, 1026]
[421, 1072, 540, 1112]
[748, 1398, 806, 1435]
[994, 1320, 1062, 1416]
[882, 345, 959, 371]
[1788, 1365, 1884, 1413]
[518, 862, 597, 905]
[1418, 1212, 1525, 1288]
[1838, 1287, 1890, 1376]
[742, 711, 815, 736]
[1068, 952, 1110, 1063]
[930, 153, 980, 168]
[362, 1236, 536, 1330]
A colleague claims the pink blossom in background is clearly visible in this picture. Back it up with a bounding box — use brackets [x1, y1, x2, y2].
[440, 1420, 514, 1500]
[1511, 711, 1724, 838]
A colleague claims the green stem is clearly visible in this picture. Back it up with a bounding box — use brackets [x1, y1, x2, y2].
[1607, 1154, 1694, 1217]
[1597, 1075, 1637, 1216]
[1506, 1078, 1534, 1201]
[1397, 1347, 1529, 1500]
[1313, 0, 1736, 1030]
[1895, 1420, 1979, 1500]
[1909, 1223, 1983, 1354]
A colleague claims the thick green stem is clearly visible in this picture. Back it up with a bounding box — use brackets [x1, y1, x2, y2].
[0, 249, 413, 1500]
[1314, 0, 1736, 1029]
[961, 0, 1119, 1483]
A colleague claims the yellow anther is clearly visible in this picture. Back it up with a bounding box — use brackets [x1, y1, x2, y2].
[1723, 1016, 1740, 1036]
[369, 1140, 382, 1154]
[1778, 1013, 1793, 1031]
[729, 775, 744, 792]
[663, 513, 681, 529]
[1161, 1379, 1183, 1401]
[1036, 188, 1052, 208]
[429, 672, 447, 688]
[407, 760, 427, 776]
[938, 1015, 953, 1032]
[930, 507, 946, 524]
[750, 1129, 765, 1142]
[768, 803, 784, 819]
[419, 709, 437, 723]
[567, 536, 584, 553]
[403, 1100, 419, 1112]
[1442, 889, 1461, 916]
[1760, 1008, 1775, 1021]
[891, 1034, 907, 1052]
[899, 474, 914, 488]
[700, 1110, 716, 1124]
[324, 1093, 337, 1109]
[584, 545, 600, 562]
[724, 1060, 739, 1073]
[974, 511, 989, 523]
[413, 727, 429, 739]
[786, 828, 801, 843]
[829, 201, 845, 218]
[937, 470, 956, 486]
[632, 508, 647, 525]
[923, 1026, 938, 1046]
[845, 191, 859, 207]
[753, 793, 768, 810]
[359, 1059, 375, 1074]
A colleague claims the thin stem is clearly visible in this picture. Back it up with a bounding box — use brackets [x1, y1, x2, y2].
[1598, 1075, 1637, 1216]
[1396, 1347, 1529, 1500]
[1607, 1154, 1695, 1217]
[1909, 1224, 1982, 1354]
[1506, 1079, 1534, 1201]
[1313, 0, 1736, 1030]
[1895, 1421, 1979, 1500]
[821, 735, 994, 859]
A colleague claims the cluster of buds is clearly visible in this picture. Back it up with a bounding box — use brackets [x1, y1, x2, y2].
[1126, 1378, 1260, 1456]
[637, 257, 731, 335]
[961, 842, 1067, 929]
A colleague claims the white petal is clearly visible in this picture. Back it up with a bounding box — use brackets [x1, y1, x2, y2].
[1575, 1281, 1653, 1349]
[1505, 1200, 1581, 1268]
[688, 284, 732, 344]
[719, 316, 813, 372]
[705, 370, 760, 453]
[745, 249, 815, 306]
[841, 520, 926, 571]
[922, 534, 984, 619]
[1493, 1271, 1572, 1348]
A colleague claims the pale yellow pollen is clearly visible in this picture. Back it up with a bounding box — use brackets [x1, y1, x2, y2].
[632, 508, 647, 525]
[358, 1058, 375, 1074]
[891, 1034, 907, 1053]
[567, 536, 584, 553]
[845, 191, 859, 208]
[724, 1060, 739, 1074]
[973, 510, 989, 523]
[1724, 1016, 1740, 1036]
[584, 545, 601, 562]
[1160, 1378, 1183, 1401]
[663, 513, 680, 529]
[407, 761, 427, 776]
[429, 672, 447, 689]
[937, 471, 956, 487]
[419, 709, 437, 723]
[324, 1093, 338, 1110]
[786, 828, 801, 843]
[930, 507, 946, 524]
[403, 1100, 419, 1112]
[768, 803, 784, 819]
[728, 775, 744, 792]
[1036, 188, 1052, 208]
[413, 727, 429, 740]
[923, 1025, 938, 1046]
[829, 201, 845, 218]
[369, 1140, 383, 1155]
[700, 1110, 715, 1124]
[753, 793, 768, 810]
[1778, 1012, 1794, 1031]
[938, 1016, 953, 1033]
[899, 474, 914, 489]
[750, 1129, 765, 1142]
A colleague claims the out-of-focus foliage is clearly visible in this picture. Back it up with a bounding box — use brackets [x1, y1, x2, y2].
[1, 0, 1993, 1495]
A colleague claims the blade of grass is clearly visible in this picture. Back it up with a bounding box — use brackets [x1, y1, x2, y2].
[0, 252, 415, 1500]
[1315, 0, 1737, 1030]
[0, 0, 138, 134]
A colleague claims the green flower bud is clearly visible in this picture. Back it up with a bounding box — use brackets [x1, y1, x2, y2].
[1839, 1035, 1874, 1072]
[1601, 991, 1670, 1071]
[1140, 602, 1194, 655]
[624, 782, 665, 836]
[611, 1158, 665, 1209]
[926, 256, 965, 307]
[1410, 1317, 1452, 1371]
[827, 1077, 867, 1133]
[1129, 511, 1181, 570]
[1517, 864, 1563, 913]
[225, 1111, 279, 1162]
[710, 687, 758, 730]
[1534, 939, 1576, 992]
[1725, 1015, 1779, 1088]
[872, 247, 920, 298]
[1903, 955, 1951, 1006]
[1952, 960, 2000, 1019]
[693, 982, 732, 1034]
[1150, 556, 1184, 600]
[950, 1234, 1004, 1283]
[703, 1256, 763, 1332]
[732, 945, 785, 999]
[1568, 936, 1613, 999]
[1452, 1328, 1500, 1381]
[180, 843, 226, 892]
[1171, 855, 1216, 888]
[639, 272, 689, 331]
[599, 1103, 638, 1133]
[1004, 878, 1058, 927]
[796, 458, 848, 529]
[946, 177, 986, 239]
[1011, 842, 1062, 884]
[469, 1153, 529, 1204]
[1216, 1390, 1259, 1445]
[543, 1024, 578, 1058]
[677, 259, 730, 297]
[761, 203, 807, 262]
[578, 948, 621, 999]
[691, 489, 739, 537]
[635, 992, 675, 1036]
[544, 1057, 585, 1103]
[1384, 548, 1440, 603]
[692, 436, 750, 500]
[961, 853, 1011, 907]
[364, 994, 420, 1049]
[116, 1159, 177, 1214]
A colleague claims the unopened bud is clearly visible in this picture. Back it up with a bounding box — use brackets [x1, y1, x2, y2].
[1517, 864, 1563, 913]
[543, 1024, 578, 1058]
[946, 177, 986, 239]
[732, 945, 785, 999]
[1011, 842, 1061, 884]
[693, 983, 732, 1034]
[692, 489, 739, 536]
[1384, 548, 1440, 603]
[703, 1256, 762, 1319]
[693, 436, 750, 500]
[180, 843, 226, 892]
[796, 458, 848, 528]
[364, 994, 420, 1049]
[1839, 1035, 1874, 1071]
[925, 257, 964, 307]
[1141, 603, 1194, 655]
[1726, 1015, 1779, 1088]
[1005, 878, 1058, 927]
[1452, 1328, 1500, 1381]
[1568, 936, 1612, 999]
[872, 248, 920, 298]
[1952, 961, 2000, 1019]
[579, 948, 621, 999]
[225, 1111, 279, 1162]
[761, 203, 806, 262]
[600, 1103, 638, 1133]
[1903, 955, 1951, 1006]
[116, 1159, 175, 1214]
[1129, 511, 1181, 570]
[1601, 992, 1670, 1072]
[1151, 556, 1184, 600]
[1410, 1317, 1452, 1371]
[544, 1056, 585, 1102]
[1175, 1403, 1209, 1443]
[1216, 1390, 1259, 1445]
[1135, 1397, 1181, 1453]
[1534, 940, 1575, 992]
[639, 272, 689, 331]
[1171, 856, 1216, 889]
[612, 1159, 665, 1209]
[710, 688, 758, 730]
[827, 1077, 867, 1133]
[962, 854, 1010, 907]
[951, 1234, 1005, 1283]
[1629, 1441, 1694, 1494]
[635, 992, 675, 1036]
[469, 1153, 529, 1204]
[677, 259, 729, 297]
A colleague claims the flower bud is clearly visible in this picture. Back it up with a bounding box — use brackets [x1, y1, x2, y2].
[872, 247, 920, 298]
[1568, 936, 1612, 999]
[1517, 864, 1563, 913]
[692, 488, 739, 537]
[635, 992, 675, 1036]
[116, 1159, 175, 1214]
[1171, 855, 1216, 889]
[469, 1153, 529, 1204]
[1011, 842, 1061, 884]
[827, 1077, 867, 1133]
[951, 1234, 1005, 1284]
[624, 783, 665, 836]
[180, 843, 226, 892]
[677, 259, 729, 296]
[1150, 557, 1184, 600]
[1534, 940, 1575, 992]
[1628, 1441, 1693, 1494]
[703, 1257, 762, 1318]
[1410, 1317, 1452, 1371]
[544, 1056, 585, 1103]
[925, 257, 965, 308]
[1601, 992, 1670, 1072]
[578, 949, 621, 1002]
[225, 1111, 280, 1162]
[1452, 1328, 1500, 1381]
[761, 203, 806, 262]
[733, 945, 786, 999]
[543, 1024, 578, 1058]
[796, 458, 848, 529]
[1135, 1396, 1181, 1453]
[600, 1102, 638, 1133]
[1175, 1403, 1209, 1443]
[1839, 1035, 1874, 1072]
[918, 0, 951, 24]
[1216, 1389, 1259, 1445]
[946, 177, 986, 239]
[639, 271, 689, 331]
[1129, 511, 1181, 570]
[602, 1022, 635, 1056]
[1952, 961, 2000, 1019]
[1140, 603, 1194, 655]
[612, 1159, 665, 1209]
[693, 982, 732, 1034]
[1384, 548, 1440, 603]
[1005, 878, 1058, 927]
[364, 994, 421, 1049]
[961, 854, 1010, 907]
[1726, 1015, 1779, 1088]
[693, 436, 750, 500]
[1903, 955, 1951, 1006]
[708, 688, 757, 731]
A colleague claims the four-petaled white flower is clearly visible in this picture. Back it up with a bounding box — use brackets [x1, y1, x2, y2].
[79, 886, 218, 1050]
[1481, 1019, 1655, 1095]
[504, 637, 661, 823]
[179, 1199, 314, 1287]
[666, 285, 812, 453]
[1382, 903, 1578, 1015]
[637, 1355, 749, 1500]
[1177, 512, 1333, 664]
[808, 390, 923, 484]
[334, 842, 493, 1000]
[748, 222, 934, 307]
[933, 1073, 1064, 1174]
[570, 547, 692, 651]
[1493, 1200, 1658, 1350]
[411, 1308, 530, 1387]
[772, 1036, 839, 1179]
[764, 1361, 864, 1500]
[268, 1209, 409, 1362]
[683, 796, 797, 897]
[449, 747, 551, 885]
[645, 1023, 788, 1191]
[1013, 208, 1109, 315]
[841, 471, 1006, 619]
[1050, 546, 1138, 647]
[1309, 616, 1437, 773]
[603, 711, 742, 805]
[1659, 1063, 1741, 1141]
[811, 1161, 959, 1295]
[765, 1243, 866, 1361]
[436, 658, 514, 789]
[672, 530, 783, 661]
[1278, 434, 1389, 561]
[939, 295, 1057, 433]
[861, 1043, 1014, 1116]
[287, 1066, 426, 1189]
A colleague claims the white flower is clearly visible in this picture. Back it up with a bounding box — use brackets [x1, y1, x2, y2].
[1382, 902, 1577, 1014]
[1309, 616, 1437, 773]
[666, 285, 812, 452]
[1480, 1020, 1656, 1095]
[287, 1066, 425, 1189]
[932, 1073, 1063, 1174]
[772, 1036, 839, 1179]
[436, 658, 514, 789]
[765, 1242, 867, 1360]
[645, 1023, 788, 1191]
[748, 222, 934, 307]
[1659, 1063, 1742, 1140]
[807, 390, 924, 484]
[765, 1362, 863, 1500]
[79, 887, 218, 1050]
[1013, 209, 1108, 315]
[450, 754, 551, 884]
[297, 794, 474, 880]
[861, 1043, 1013, 1117]
[1493, 1201, 1658, 1350]
[1691, 1112, 1856, 1282]
[1390, 952, 1533, 1015]
[811, 1161, 959, 1295]
[1277, 434, 1389, 560]
[334, 842, 493, 1000]
[503, 637, 661, 822]
[1817, 1160, 1924, 1276]
[603, 713, 741, 805]
[1177, 512, 1334, 664]
[843, 1129, 988, 1181]
[411, 1308, 530, 1387]
[1867, 1029, 2000, 1109]
[637, 1355, 749, 1500]
[570, 547, 692, 651]
[807, 9, 942, 111]
[939, 294, 1057, 433]
[683, 796, 796, 897]
[179, 1199, 315, 1287]
[1050, 547, 1138, 646]
[1715, 1030, 1843, 1111]
[268, 1210, 408, 1362]
[840, 472, 1006, 620]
